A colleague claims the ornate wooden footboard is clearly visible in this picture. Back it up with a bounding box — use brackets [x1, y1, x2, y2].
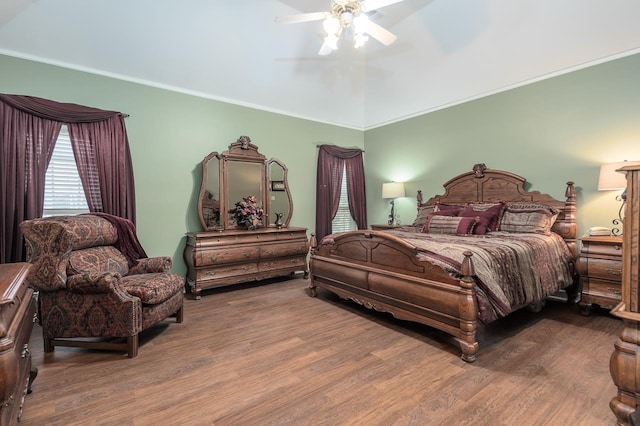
[309, 231, 480, 361]
[308, 164, 578, 362]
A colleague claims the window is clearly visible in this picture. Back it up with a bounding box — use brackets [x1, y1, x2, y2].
[331, 165, 357, 233]
[43, 127, 89, 217]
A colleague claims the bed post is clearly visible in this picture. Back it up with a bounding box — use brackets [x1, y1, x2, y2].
[458, 251, 479, 363]
[557, 181, 579, 304]
[562, 181, 578, 258]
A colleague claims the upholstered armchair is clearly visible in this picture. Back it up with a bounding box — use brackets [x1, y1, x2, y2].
[20, 214, 184, 358]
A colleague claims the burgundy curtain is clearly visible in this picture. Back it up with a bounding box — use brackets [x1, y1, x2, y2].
[0, 94, 135, 263]
[315, 145, 367, 242]
[68, 117, 135, 221]
[0, 102, 61, 263]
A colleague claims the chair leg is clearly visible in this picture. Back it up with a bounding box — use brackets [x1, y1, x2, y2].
[43, 336, 54, 353]
[127, 334, 139, 358]
[175, 305, 184, 323]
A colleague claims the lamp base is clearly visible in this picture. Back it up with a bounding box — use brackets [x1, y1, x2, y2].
[388, 199, 397, 225]
[612, 193, 626, 236]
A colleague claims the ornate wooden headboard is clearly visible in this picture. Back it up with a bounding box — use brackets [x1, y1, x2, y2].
[417, 163, 577, 258]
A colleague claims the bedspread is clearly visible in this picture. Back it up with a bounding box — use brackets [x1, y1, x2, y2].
[382, 228, 576, 323]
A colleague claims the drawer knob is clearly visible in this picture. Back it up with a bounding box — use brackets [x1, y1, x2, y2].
[607, 287, 622, 295]
[614, 244, 621, 250]
[606, 268, 622, 276]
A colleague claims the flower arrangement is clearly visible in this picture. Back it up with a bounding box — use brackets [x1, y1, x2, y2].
[229, 195, 264, 230]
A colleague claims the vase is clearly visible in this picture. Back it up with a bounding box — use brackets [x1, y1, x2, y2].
[274, 213, 283, 229]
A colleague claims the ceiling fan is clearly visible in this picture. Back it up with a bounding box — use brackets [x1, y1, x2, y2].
[275, 0, 405, 55]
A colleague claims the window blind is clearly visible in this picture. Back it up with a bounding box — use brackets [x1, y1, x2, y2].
[331, 165, 357, 233]
[43, 129, 89, 217]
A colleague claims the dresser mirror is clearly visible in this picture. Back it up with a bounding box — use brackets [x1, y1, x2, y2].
[198, 152, 221, 229]
[267, 158, 292, 228]
[197, 136, 293, 231]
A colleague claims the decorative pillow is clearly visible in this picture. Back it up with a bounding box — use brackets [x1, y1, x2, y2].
[459, 202, 506, 234]
[67, 246, 130, 277]
[422, 215, 477, 235]
[498, 204, 559, 234]
[468, 215, 491, 235]
[412, 205, 436, 228]
[433, 202, 465, 215]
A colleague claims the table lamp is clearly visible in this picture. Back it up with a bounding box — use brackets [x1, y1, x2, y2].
[382, 182, 405, 226]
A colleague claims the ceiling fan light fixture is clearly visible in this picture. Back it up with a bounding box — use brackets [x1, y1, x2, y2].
[354, 32, 369, 48]
[323, 16, 341, 35]
[340, 11, 354, 27]
[275, 0, 402, 55]
[353, 14, 369, 31]
[324, 34, 340, 50]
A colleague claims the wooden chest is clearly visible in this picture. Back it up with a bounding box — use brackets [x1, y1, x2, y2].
[0, 263, 37, 426]
[184, 227, 309, 298]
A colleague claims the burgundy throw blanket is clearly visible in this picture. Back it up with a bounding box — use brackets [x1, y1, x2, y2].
[88, 213, 148, 267]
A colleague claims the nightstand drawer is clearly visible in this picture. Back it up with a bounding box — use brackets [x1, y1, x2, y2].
[588, 280, 622, 299]
[581, 242, 622, 257]
[587, 258, 623, 280]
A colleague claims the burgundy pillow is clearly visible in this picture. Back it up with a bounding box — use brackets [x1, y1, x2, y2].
[434, 202, 465, 216]
[459, 203, 505, 233]
[422, 215, 477, 235]
[469, 215, 491, 235]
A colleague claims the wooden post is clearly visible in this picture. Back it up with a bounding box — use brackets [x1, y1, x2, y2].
[610, 165, 640, 425]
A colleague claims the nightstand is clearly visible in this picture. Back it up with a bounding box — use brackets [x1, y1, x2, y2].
[577, 235, 623, 315]
[370, 224, 402, 230]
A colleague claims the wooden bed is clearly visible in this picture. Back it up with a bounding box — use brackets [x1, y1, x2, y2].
[308, 164, 578, 362]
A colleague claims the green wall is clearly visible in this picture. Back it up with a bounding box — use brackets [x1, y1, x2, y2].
[3, 52, 639, 274]
[0, 54, 363, 275]
[365, 53, 640, 237]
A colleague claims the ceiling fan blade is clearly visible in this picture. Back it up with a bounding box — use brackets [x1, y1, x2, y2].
[318, 40, 334, 56]
[274, 12, 328, 24]
[360, 0, 405, 12]
[360, 19, 397, 46]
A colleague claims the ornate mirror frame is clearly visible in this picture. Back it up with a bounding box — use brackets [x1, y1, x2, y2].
[267, 158, 293, 228]
[197, 136, 293, 231]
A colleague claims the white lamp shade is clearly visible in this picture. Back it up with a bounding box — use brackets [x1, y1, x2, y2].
[382, 182, 405, 199]
[598, 161, 640, 191]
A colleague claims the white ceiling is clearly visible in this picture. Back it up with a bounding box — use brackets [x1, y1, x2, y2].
[1, 0, 640, 130]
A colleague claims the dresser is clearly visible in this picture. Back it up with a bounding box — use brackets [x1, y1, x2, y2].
[0, 263, 37, 426]
[184, 227, 309, 299]
[577, 235, 623, 314]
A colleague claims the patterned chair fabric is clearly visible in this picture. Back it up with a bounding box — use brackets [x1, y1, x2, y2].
[20, 215, 184, 358]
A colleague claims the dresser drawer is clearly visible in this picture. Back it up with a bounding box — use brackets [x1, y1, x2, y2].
[195, 246, 260, 266]
[587, 258, 623, 281]
[276, 230, 308, 241]
[198, 262, 259, 281]
[259, 256, 307, 272]
[260, 242, 308, 259]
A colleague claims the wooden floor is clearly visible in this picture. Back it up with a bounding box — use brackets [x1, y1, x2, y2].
[20, 275, 621, 425]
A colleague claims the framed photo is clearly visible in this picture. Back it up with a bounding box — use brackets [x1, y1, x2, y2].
[271, 180, 285, 191]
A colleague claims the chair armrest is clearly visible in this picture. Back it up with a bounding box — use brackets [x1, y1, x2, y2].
[129, 256, 173, 274]
[67, 272, 122, 294]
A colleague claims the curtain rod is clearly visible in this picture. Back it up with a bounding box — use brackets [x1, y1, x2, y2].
[120, 113, 130, 118]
